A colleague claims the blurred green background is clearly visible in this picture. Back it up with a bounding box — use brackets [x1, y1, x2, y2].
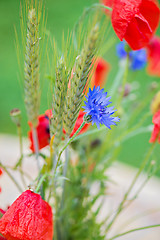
[0, 0, 160, 170]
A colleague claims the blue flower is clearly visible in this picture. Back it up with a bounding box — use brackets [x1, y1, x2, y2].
[83, 86, 120, 129]
[116, 41, 147, 71]
[116, 41, 127, 59]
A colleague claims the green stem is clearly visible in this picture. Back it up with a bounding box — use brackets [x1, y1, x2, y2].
[92, 3, 112, 11]
[18, 125, 23, 159]
[32, 127, 40, 170]
[109, 224, 160, 240]
[111, 64, 126, 96]
[0, 162, 23, 192]
[35, 172, 48, 193]
[73, 125, 106, 142]
[16, 125, 27, 188]
[117, 55, 129, 109]
[60, 147, 69, 208]
[73, 3, 112, 48]
[106, 143, 156, 233]
[54, 121, 86, 174]
[14, 125, 23, 168]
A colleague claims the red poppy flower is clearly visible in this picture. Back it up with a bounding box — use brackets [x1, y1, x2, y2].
[28, 114, 50, 152]
[112, 0, 160, 50]
[0, 236, 7, 240]
[69, 110, 90, 137]
[84, 57, 110, 95]
[63, 110, 90, 137]
[147, 36, 160, 76]
[91, 58, 110, 88]
[46, 109, 89, 138]
[29, 109, 89, 151]
[0, 190, 53, 240]
[149, 110, 160, 143]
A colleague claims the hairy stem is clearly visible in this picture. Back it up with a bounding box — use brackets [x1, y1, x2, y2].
[109, 224, 160, 240]
[0, 163, 23, 193]
[54, 121, 86, 174]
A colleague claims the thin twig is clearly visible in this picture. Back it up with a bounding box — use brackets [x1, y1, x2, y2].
[54, 121, 86, 174]
[109, 224, 160, 240]
[0, 162, 23, 193]
[32, 127, 40, 170]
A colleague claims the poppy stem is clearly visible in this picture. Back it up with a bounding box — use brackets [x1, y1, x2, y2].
[17, 125, 23, 166]
[111, 63, 126, 96]
[117, 54, 129, 108]
[54, 121, 86, 174]
[92, 3, 112, 11]
[35, 172, 48, 193]
[14, 125, 24, 172]
[108, 224, 160, 240]
[0, 162, 23, 193]
[60, 147, 69, 208]
[32, 127, 40, 170]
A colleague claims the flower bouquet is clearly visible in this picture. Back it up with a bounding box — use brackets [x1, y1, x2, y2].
[1, 0, 160, 239]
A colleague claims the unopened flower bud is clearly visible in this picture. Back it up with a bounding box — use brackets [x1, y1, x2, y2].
[90, 139, 101, 149]
[10, 108, 21, 127]
[83, 114, 92, 123]
[119, 83, 131, 97]
[124, 44, 131, 53]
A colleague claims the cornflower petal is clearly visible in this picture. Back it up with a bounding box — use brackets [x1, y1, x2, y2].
[83, 86, 120, 129]
[116, 41, 147, 70]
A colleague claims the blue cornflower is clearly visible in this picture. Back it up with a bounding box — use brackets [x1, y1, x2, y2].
[83, 86, 120, 129]
[116, 41, 147, 71]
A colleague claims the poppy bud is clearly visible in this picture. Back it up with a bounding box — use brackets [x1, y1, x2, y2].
[112, 0, 160, 50]
[10, 108, 21, 127]
[0, 190, 53, 240]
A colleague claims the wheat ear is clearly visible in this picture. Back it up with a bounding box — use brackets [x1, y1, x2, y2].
[50, 58, 67, 148]
[24, 8, 40, 127]
[63, 24, 99, 135]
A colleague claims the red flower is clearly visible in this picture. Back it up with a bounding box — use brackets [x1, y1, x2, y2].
[28, 114, 50, 152]
[149, 110, 160, 143]
[147, 36, 160, 76]
[112, 0, 160, 50]
[0, 190, 53, 240]
[84, 57, 110, 95]
[69, 111, 90, 137]
[91, 58, 110, 88]
[29, 110, 89, 151]
[0, 236, 7, 240]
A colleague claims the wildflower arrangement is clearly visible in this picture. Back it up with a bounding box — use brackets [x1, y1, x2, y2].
[1, 0, 160, 240]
